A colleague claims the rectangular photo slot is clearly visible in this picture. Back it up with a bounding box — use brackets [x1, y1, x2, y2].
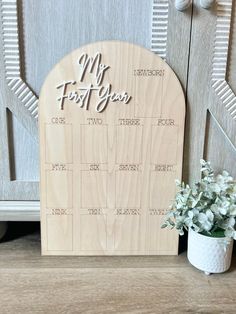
[134, 75, 163, 118]
[80, 214, 107, 251]
[116, 125, 143, 164]
[81, 171, 107, 208]
[47, 215, 73, 251]
[45, 124, 72, 163]
[149, 171, 176, 210]
[114, 215, 140, 251]
[115, 171, 141, 208]
[151, 125, 178, 165]
[81, 125, 108, 164]
[46, 170, 72, 208]
[146, 215, 178, 254]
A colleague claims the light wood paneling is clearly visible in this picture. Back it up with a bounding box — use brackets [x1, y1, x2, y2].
[204, 110, 236, 177]
[185, 0, 236, 183]
[23, 0, 153, 96]
[227, 0, 236, 94]
[7, 109, 39, 181]
[0, 0, 39, 200]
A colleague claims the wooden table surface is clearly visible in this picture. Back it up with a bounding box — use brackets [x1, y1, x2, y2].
[0, 223, 235, 314]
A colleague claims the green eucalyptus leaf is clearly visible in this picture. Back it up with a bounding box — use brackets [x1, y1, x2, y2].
[162, 159, 236, 240]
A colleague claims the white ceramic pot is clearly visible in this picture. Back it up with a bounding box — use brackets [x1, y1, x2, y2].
[187, 228, 234, 275]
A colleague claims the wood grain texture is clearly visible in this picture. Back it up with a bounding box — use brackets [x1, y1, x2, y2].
[151, 0, 169, 59]
[0, 1, 39, 200]
[39, 41, 185, 255]
[1, 0, 39, 120]
[211, 0, 236, 120]
[227, 0, 236, 103]
[166, 0, 192, 91]
[0, 231, 235, 314]
[23, 0, 153, 96]
[185, 0, 236, 183]
[7, 109, 39, 181]
[0, 0, 192, 220]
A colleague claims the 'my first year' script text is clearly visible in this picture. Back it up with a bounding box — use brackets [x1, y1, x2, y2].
[56, 52, 131, 113]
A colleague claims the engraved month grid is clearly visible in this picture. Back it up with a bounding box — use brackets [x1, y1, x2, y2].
[44, 119, 179, 253]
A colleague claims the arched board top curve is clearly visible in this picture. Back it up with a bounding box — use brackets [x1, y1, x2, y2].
[40, 41, 185, 117]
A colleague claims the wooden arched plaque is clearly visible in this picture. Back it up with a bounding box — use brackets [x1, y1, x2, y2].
[39, 41, 185, 255]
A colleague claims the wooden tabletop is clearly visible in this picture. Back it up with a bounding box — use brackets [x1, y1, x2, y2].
[0, 223, 235, 314]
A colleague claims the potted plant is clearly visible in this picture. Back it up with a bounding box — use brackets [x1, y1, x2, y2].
[162, 160, 236, 275]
